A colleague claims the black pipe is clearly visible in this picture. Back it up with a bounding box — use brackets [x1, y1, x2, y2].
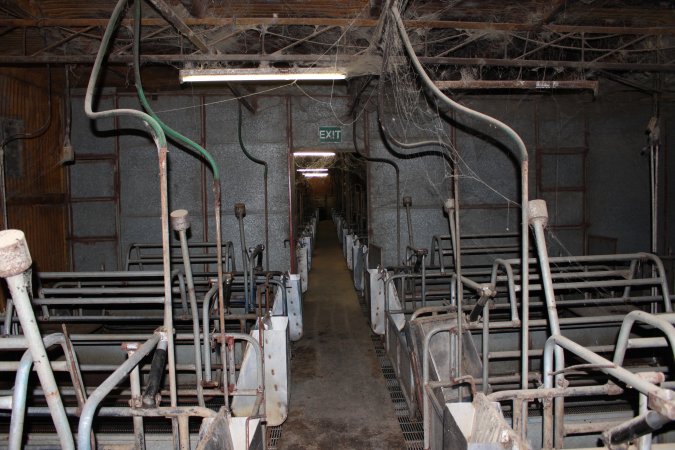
[223, 272, 233, 311]
[249, 244, 265, 272]
[602, 411, 670, 446]
[238, 103, 270, 270]
[142, 340, 168, 407]
[352, 115, 402, 263]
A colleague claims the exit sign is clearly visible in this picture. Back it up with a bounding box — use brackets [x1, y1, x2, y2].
[319, 126, 342, 143]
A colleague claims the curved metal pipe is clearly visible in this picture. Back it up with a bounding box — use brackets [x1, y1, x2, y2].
[389, 6, 530, 431]
[85, 0, 177, 416]
[9, 333, 73, 450]
[353, 113, 402, 263]
[78, 333, 161, 450]
[238, 103, 270, 270]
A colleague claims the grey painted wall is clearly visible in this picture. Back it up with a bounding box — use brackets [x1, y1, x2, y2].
[69, 81, 673, 272]
[365, 81, 673, 266]
[69, 88, 354, 272]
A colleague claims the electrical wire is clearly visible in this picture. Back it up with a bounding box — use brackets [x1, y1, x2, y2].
[238, 103, 270, 270]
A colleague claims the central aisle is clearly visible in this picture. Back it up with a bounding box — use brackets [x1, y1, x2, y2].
[278, 220, 405, 450]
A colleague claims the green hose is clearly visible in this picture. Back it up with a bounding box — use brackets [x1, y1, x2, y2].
[133, 0, 219, 181]
[85, 0, 166, 149]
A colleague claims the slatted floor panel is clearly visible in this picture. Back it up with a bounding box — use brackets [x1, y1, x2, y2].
[360, 294, 425, 450]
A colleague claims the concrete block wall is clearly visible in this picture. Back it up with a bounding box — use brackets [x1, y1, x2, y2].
[69, 88, 353, 272]
[365, 81, 674, 266]
[69, 81, 674, 271]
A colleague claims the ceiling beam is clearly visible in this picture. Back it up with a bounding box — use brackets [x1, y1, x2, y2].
[270, 26, 337, 55]
[143, 0, 255, 113]
[419, 56, 675, 72]
[0, 53, 673, 72]
[435, 79, 599, 94]
[145, 0, 212, 53]
[1, 18, 674, 35]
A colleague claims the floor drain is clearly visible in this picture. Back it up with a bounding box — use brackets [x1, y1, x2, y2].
[358, 295, 425, 450]
[267, 424, 283, 449]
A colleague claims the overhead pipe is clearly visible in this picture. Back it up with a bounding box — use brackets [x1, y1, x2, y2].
[377, 51, 455, 166]
[84, 0, 179, 433]
[0, 230, 74, 450]
[238, 103, 270, 271]
[389, 5, 530, 434]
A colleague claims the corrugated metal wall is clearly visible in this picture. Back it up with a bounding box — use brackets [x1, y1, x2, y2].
[0, 68, 69, 277]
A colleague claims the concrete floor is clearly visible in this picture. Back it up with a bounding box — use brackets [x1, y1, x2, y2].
[278, 220, 406, 450]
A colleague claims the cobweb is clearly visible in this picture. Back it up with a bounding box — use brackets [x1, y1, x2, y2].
[377, 1, 520, 232]
[375, 1, 609, 289]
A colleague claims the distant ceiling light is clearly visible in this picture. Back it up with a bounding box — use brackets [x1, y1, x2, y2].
[297, 168, 329, 172]
[179, 67, 347, 83]
[293, 151, 336, 157]
[303, 173, 329, 178]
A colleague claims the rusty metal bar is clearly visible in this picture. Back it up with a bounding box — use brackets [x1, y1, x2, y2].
[271, 25, 337, 55]
[435, 79, 599, 93]
[144, 0, 211, 53]
[0, 53, 672, 72]
[2, 18, 675, 35]
[30, 26, 96, 56]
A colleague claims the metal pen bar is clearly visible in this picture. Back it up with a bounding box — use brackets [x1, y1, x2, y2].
[528, 200, 566, 449]
[171, 209, 205, 408]
[9, 333, 80, 450]
[613, 311, 675, 366]
[77, 332, 161, 450]
[0, 230, 75, 450]
[543, 334, 675, 419]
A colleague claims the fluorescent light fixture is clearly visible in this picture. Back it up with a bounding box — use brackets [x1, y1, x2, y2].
[297, 168, 329, 172]
[180, 67, 347, 83]
[293, 151, 336, 157]
[303, 173, 329, 178]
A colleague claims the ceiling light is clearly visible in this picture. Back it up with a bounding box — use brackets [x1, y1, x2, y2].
[180, 67, 347, 83]
[297, 168, 329, 172]
[293, 151, 336, 157]
[303, 173, 329, 178]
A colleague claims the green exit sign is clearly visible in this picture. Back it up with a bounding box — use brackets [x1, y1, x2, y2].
[319, 126, 342, 143]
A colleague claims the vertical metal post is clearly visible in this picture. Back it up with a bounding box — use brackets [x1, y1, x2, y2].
[482, 302, 489, 391]
[156, 147, 179, 448]
[445, 198, 462, 378]
[235, 203, 250, 309]
[421, 253, 427, 307]
[202, 283, 218, 384]
[2, 298, 13, 335]
[178, 414, 190, 450]
[638, 392, 652, 450]
[124, 342, 146, 450]
[403, 196, 413, 248]
[171, 209, 205, 407]
[0, 230, 74, 450]
[529, 200, 565, 449]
